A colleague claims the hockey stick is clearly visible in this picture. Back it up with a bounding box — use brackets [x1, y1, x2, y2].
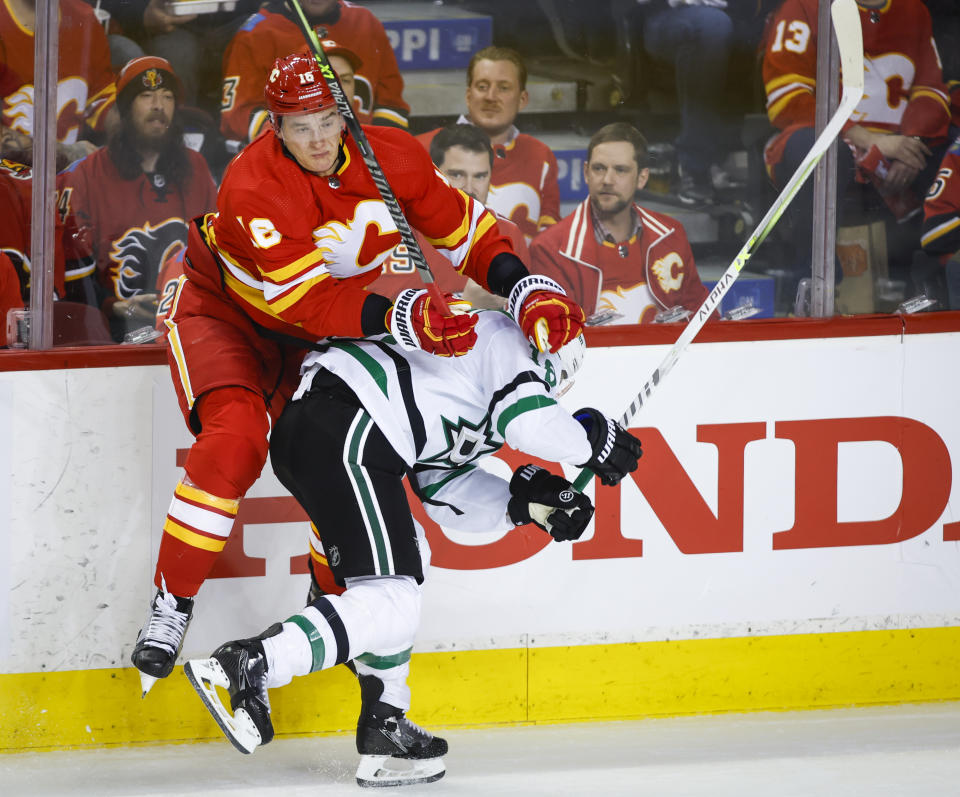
[572, 0, 864, 492]
[286, 0, 450, 312]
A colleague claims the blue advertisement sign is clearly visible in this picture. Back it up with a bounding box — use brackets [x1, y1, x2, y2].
[384, 18, 493, 70]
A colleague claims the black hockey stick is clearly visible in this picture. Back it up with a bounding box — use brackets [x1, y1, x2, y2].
[572, 0, 864, 491]
[286, 0, 450, 312]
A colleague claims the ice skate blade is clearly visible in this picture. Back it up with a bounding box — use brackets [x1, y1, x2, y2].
[183, 658, 262, 755]
[356, 754, 445, 788]
[139, 671, 159, 698]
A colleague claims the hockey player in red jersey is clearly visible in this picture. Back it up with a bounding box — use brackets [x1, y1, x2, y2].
[416, 47, 561, 243]
[762, 0, 951, 292]
[131, 51, 584, 695]
[220, 0, 409, 145]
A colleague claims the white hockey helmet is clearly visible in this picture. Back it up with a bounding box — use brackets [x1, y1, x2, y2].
[552, 332, 586, 397]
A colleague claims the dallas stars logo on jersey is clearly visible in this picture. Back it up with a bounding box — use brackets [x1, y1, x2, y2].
[422, 415, 501, 468]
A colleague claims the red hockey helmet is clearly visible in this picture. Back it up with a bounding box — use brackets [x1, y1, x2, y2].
[264, 52, 338, 118]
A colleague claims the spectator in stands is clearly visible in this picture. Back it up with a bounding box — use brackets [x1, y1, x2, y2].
[630, 0, 765, 206]
[913, 135, 960, 307]
[219, 0, 409, 147]
[0, 156, 97, 306]
[57, 57, 217, 342]
[369, 123, 528, 309]
[1, 0, 116, 165]
[96, 0, 262, 110]
[416, 46, 560, 243]
[763, 0, 950, 294]
[529, 122, 708, 325]
[0, 252, 23, 347]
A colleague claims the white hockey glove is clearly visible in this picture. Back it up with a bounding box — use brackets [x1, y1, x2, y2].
[508, 464, 594, 542]
[574, 407, 643, 486]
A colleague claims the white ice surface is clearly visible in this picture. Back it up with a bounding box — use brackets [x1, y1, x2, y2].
[3, 702, 959, 796]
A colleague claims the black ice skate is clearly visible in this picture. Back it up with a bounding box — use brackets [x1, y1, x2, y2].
[354, 674, 447, 787]
[131, 585, 194, 697]
[183, 633, 276, 755]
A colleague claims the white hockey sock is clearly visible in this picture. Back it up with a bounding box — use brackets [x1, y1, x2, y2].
[261, 623, 312, 688]
[262, 576, 421, 690]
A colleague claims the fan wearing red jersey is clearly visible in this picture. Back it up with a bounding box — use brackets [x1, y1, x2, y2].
[0, 0, 115, 164]
[57, 57, 218, 342]
[416, 46, 560, 243]
[220, 0, 409, 145]
[369, 122, 528, 309]
[762, 0, 950, 293]
[132, 51, 584, 695]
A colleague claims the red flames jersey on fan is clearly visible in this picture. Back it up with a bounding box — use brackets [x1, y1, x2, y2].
[57, 148, 217, 311]
[0, 251, 22, 345]
[922, 137, 960, 258]
[220, 4, 409, 142]
[0, 0, 115, 143]
[369, 212, 527, 300]
[763, 0, 949, 150]
[0, 159, 81, 297]
[418, 124, 560, 242]
[204, 125, 513, 342]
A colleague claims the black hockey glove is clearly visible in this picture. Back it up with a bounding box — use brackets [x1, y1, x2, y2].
[574, 407, 642, 486]
[508, 464, 594, 542]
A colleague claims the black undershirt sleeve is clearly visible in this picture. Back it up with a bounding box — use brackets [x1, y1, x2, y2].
[486, 252, 530, 298]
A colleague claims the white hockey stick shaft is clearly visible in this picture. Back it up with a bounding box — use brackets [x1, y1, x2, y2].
[572, 0, 863, 492]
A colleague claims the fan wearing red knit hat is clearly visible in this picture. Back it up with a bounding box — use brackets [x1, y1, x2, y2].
[56, 56, 217, 341]
[132, 46, 584, 780]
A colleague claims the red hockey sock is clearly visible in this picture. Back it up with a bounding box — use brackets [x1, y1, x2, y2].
[154, 481, 240, 597]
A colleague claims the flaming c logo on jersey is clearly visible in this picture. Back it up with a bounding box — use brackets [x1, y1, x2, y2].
[110, 219, 188, 299]
[651, 252, 684, 293]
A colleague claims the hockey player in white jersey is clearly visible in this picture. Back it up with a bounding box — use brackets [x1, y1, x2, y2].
[184, 301, 642, 787]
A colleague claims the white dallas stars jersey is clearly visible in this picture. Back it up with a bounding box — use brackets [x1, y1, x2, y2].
[293, 311, 592, 532]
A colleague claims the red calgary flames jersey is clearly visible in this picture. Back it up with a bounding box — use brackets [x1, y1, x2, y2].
[763, 0, 949, 138]
[369, 212, 528, 300]
[56, 148, 217, 312]
[922, 136, 960, 258]
[417, 123, 560, 243]
[220, 3, 409, 142]
[205, 125, 513, 342]
[0, 158, 90, 298]
[0, 0, 115, 143]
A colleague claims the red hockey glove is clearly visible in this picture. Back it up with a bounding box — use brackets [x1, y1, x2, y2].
[389, 288, 478, 357]
[507, 275, 585, 353]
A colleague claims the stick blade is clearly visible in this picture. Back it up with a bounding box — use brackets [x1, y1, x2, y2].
[831, 0, 865, 99]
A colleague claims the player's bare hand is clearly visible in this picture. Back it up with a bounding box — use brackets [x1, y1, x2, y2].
[874, 134, 931, 171]
[144, 0, 196, 34]
[389, 288, 478, 357]
[882, 160, 920, 194]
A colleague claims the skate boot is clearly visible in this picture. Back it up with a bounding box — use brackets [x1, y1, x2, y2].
[183, 628, 279, 755]
[131, 585, 194, 697]
[354, 674, 447, 787]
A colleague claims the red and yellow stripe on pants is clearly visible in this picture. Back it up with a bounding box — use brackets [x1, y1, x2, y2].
[155, 481, 240, 597]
